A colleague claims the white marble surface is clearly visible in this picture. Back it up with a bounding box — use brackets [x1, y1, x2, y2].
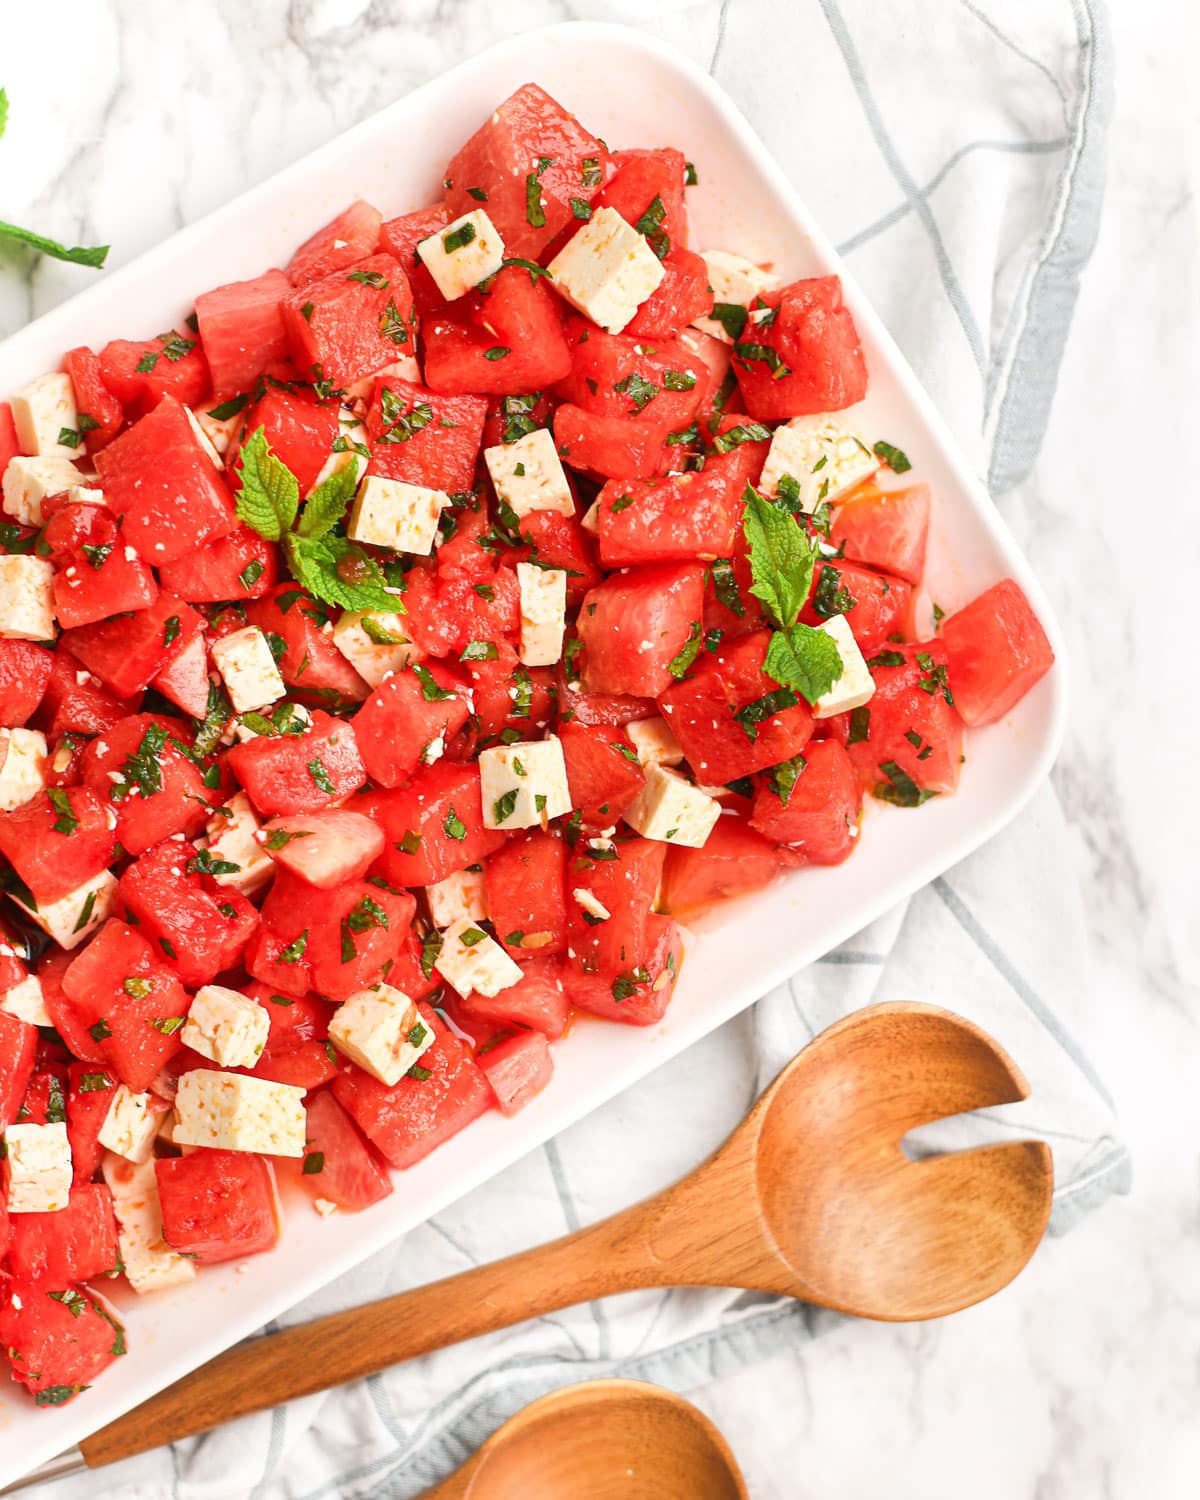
[0, 1, 1195, 1496]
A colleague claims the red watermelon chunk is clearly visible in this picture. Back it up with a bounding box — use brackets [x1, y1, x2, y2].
[195, 268, 293, 398]
[443, 84, 614, 262]
[95, 395, 236, 564]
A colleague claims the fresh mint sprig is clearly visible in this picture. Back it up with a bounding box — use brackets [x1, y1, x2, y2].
[236, 426, 393, 612]
[741, 485, 843, 705]
[0, 86, 109, 269]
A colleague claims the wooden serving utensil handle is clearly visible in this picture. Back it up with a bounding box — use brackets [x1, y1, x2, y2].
[79, 1179, 718, 1470]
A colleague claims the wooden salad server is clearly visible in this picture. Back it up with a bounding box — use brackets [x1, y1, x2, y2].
[31, 1001, 1054, 1478]
[417, 1379, 747, 1499]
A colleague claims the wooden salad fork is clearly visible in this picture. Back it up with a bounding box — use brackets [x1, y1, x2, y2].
[23, 1001, 1053, 1480]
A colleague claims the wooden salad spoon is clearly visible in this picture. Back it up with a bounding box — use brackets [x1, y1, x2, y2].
[73, 1001, 1053, 1471]
[417, 1379, 748, 1499]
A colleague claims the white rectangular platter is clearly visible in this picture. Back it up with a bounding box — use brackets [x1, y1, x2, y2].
[0, 20, 1066, 1485]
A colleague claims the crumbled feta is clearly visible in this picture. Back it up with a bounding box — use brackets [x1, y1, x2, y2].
[758, 415, 879, 512]
[348, 474, 445, 555]
[811, 614, 875, 719]
[11, 867, 118, 950]
[331, 609, 418, 688]
[97, 1084, 162, 1164]
[547, 207, 665, 334]
[67, 484, 107, 507]
[434, 917, 523, 999]
[173, 1070, 306, 1157]
[418, 209, 505, 301]
[426, 865, 488, 929]
[483, 428, 574, 519]
[2, 454, 85, 527]
[10, 372, 83, 458]
[328, 983, 435, 1087]
[211, 626, 286, 714]
[625, 715, 684, 769]
[101, 1155, 196, 1294]
[2, 1121, 72, 1213]
[180, 984, 270, 1069]
[479, 736, 572, 830]
[183, 405, 223, 467]
[572, 887, 611, 922]
[0, 555, 55, 641]
[623, 764, 721, 848]
[203, 792, 275, 895]
[0, 728, 47, 810]
[692, 251, 782, 342]
[516, 562, 567, 667]
[0, 974, 50, 1027]
[313, 1197, 339, 1217]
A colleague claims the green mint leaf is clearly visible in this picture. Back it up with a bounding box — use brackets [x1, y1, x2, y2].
[236, 427, 299, 541]
[0, 220, 108, 268]
[296, 459, 357, 540]
[742, 485, 818, 629]
[763, 622, 844, 706]
[284, 532, 392, 612]
[873, 439, 912, 474]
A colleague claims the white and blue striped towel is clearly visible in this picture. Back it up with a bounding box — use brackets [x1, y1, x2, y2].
[22, 2, 1125, 1495]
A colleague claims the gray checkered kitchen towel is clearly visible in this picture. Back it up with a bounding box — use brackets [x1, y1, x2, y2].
[25, 2, 1126, 1496]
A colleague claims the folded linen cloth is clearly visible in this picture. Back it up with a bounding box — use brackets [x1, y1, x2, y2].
[25, 1, 1125, 1495]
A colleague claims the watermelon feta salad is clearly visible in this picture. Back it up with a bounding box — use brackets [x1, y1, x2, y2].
[0, 82, 1054, 1408]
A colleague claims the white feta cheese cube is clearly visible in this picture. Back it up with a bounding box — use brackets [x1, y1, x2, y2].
[343, 357, 423, 402]
[307, 406, 370, 495]
[759, 415, 879, 513]
[0, 555, 55, 641]
[548, 207, 665, 334]
[203, 792, 275, 895]
[624, 764, 721, 848]
[0, 974, 50, 1027]
[810, 614, 875, 719]
[0, 728, 47, 810]
[173, 1070, 306, 1157]
[625, 715, 684, 769]
[418, 209, 505, 301]
[2, 455, 85, 526]
[517, 563, 566, 667]
[10, 372, 83, 458]
[479, 736, 571, 830]
[434, 917, 523, 999]
[348, 475, 445, 555]
[579, 498, 601, 535]
[193, 403, 243, 460]
[328, 984, 435, 1087]
[483, 427, 573, 519]
[426, 865, 488, 929]
[211, 626, 286, 714]
[692, 251, 782, 342]
[101, 1155, 196, 1295]
[66, 484, 106, 506]
[10, 868, 118, 950]
[2, 1121, 72, 1213]
[97, 1084, 163, 1164]
[180, 984, 270, 1069]
[331, 609, 419, 688]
